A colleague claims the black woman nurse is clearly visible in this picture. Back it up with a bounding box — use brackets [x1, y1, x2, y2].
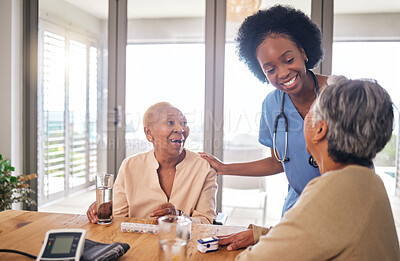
[200, 5, 329, 218]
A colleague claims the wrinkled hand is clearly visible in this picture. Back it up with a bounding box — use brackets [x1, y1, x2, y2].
[86, 201, 113, 224]
[97, 200, 113, 219]
[150, 203, 180, 218]
[218, 229, 255, 251]
[87, 201, 98, 223]
[199, 152, 226, 174]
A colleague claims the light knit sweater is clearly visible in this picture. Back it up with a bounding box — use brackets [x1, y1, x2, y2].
[113, 149, 217, 224]
[237, 165, 400, 261]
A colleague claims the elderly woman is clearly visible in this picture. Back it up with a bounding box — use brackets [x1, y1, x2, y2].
[220, 77, 400, 260]
[87, 102, 217, 224]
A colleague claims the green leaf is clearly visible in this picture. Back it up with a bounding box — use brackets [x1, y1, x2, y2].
[10, 176, 18, 184]
[3, 176, 11, 183]
[0, 154, 35, 211]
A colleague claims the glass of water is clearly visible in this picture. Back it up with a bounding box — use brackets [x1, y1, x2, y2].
[96, 173, 114, 225]
[158, 215, 191, 261]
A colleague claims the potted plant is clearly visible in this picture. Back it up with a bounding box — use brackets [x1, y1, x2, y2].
[0, 154, 37, 211]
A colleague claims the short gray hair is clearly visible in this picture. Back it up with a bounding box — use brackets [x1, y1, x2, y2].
[312, 76, 393, 165]
[143, 102, 174, 127]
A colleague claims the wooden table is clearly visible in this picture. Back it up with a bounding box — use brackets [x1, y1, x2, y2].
[0, 210, 246, 260]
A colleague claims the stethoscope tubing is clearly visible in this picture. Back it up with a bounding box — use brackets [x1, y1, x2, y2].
[273, 92, 289, 163]
[272, 70, 319, 168]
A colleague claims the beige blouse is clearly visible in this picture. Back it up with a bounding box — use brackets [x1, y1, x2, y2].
[113, 149, 217, 224]
[237, 165, 400, 261]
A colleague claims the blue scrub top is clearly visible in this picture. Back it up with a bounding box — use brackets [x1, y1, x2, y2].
[259, 89, 321, 216]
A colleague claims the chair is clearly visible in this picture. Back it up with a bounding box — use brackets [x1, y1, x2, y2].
[222, 175, 268, 225]
[222, 133, 269, 225]
[213, 212, 228, 225]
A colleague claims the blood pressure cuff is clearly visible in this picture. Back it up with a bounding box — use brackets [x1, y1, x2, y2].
[81, 239, 130, 261]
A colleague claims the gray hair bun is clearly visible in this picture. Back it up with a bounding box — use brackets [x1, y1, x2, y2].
[326, 75, 348, 86]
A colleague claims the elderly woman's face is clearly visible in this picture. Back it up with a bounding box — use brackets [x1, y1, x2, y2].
[256, 35, 308, 96]
[149, 107, 189, 155]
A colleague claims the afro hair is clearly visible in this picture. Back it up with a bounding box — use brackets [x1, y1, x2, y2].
[235, 5, 324, 83]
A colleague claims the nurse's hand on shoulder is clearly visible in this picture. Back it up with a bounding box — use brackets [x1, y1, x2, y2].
[218, 229, 255, 251]
[199, 152, 226, 174]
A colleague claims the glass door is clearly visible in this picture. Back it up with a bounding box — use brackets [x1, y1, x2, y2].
[37, 0, 108, 206]
[125, 0, 206, 157]
[333, 0, 400, 197]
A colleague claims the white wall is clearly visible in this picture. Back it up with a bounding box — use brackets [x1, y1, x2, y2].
[0, 0, 22, 174]
[127, 17, 204, 43]
[40, 0, 104, 38]
[0, 0, 13, 161]
[334, 13, 400, 40]
[125, 12, 400, 42]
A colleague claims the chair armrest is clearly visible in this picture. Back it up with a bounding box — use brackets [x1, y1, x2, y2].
[213, 212, 228, 225]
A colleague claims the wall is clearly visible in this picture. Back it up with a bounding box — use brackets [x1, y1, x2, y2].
[127, 17, 204, 43]
[334, 13, 400, 40]
[39, 0, 104, 38]
[0, 0, 13, 160]
[125, 12, 400, 42]
[0, 0, 22, 174]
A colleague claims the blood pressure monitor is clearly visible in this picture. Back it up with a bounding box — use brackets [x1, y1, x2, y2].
[36, 228, 86, 261]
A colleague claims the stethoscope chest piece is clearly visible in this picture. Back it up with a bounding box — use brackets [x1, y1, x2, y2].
[309, 155, 318, 168]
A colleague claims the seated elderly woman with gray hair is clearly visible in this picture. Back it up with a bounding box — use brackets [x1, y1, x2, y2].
[219, 77, 400, 260]
[87, 102, 217, 224]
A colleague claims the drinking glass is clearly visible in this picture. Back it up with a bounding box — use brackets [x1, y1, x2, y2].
[95, 173, 114, 224]
[158, 215, 191, 261]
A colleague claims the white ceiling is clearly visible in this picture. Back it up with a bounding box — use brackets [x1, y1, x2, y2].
[63, 0, 400, 20]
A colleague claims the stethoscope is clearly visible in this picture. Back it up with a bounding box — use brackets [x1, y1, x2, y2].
[272, 70, 319, 168]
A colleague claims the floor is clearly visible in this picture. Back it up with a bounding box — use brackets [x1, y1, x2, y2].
[40, 172, 400, 243]
[39, 187, 96, 214]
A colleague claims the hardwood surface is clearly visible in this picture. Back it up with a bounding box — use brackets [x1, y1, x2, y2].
[0, 210, 246, 260]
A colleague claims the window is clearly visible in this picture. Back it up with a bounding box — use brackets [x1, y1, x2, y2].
[332, 41, 400, 196]
[125, 0, 206, 157]
[37, 22, 99, 205]
[125, 43, 205, 156]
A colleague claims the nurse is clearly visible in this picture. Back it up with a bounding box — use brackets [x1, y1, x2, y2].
[200, 5, 329, 215]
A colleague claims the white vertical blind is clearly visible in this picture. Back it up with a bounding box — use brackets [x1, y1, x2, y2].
[68, 39, 88, 188]
[88, 47, 98, 182]
[42, 31, 66, 196]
